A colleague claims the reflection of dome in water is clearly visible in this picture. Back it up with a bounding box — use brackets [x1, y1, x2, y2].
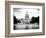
[25, 11, 29, 18]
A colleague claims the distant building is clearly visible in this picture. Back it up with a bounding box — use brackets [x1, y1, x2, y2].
[21, 11, 31, 24]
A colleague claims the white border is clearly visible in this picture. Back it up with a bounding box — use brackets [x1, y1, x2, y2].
[10, 5, 42, 33]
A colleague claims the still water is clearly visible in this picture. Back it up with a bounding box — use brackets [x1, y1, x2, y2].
[14, 23, 39, 30]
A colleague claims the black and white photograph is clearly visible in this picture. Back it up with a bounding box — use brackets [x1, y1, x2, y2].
[13, 8, 39, 30]
[5, 1, 45, 37]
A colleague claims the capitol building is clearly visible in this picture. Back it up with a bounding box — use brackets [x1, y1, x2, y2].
[20, 11, 31, 24]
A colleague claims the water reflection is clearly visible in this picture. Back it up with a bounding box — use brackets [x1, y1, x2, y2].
[14, 23, 39, 30]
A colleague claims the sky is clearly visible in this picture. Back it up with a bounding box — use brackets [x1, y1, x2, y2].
[13, 8, 40, 19]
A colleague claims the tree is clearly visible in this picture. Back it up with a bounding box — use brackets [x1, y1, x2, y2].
[13, 16, 21, 24]
[30, 16, 39, 24]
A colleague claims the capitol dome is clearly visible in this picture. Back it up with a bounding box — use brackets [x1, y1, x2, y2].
[25, 11, 29, 19]
[20, 11, 31, 24]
